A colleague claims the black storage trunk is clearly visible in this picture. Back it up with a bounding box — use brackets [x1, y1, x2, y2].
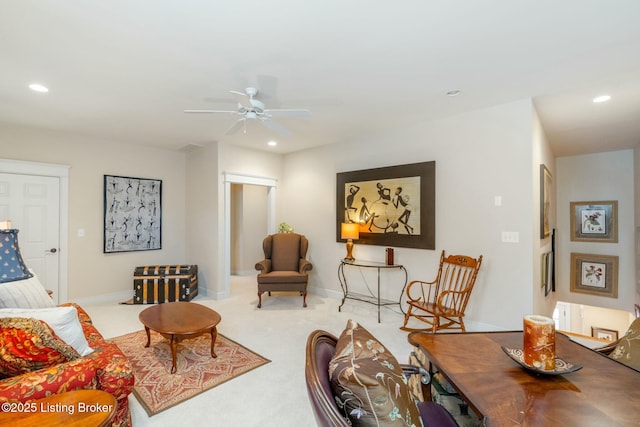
[133, 265, 198, 304]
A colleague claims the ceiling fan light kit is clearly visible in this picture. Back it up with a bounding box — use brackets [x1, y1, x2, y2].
[185, 87, 310, 136]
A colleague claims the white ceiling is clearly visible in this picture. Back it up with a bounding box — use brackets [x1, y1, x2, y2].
[1, 1, 639, 156]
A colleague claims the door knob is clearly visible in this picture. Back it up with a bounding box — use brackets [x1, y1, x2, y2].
[48, 248, 58, 253]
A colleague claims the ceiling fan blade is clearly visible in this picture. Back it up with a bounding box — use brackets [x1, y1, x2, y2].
[264, 109, 311, 118]
[259, 117, 292, 137]
[229, 90, 253, 109]
[256, 75, 278, 100]
[184, 109, 237, 114]
[224, 118, 246, 135]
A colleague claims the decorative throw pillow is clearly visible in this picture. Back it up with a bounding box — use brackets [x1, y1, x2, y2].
[0, 306, 94, 356]
[329, 319, 423, 426]
[0, 230, 33, 283]
[0, 317, 80, 378]
[609, 317, 640, 371]
[0, 273, 56, 309]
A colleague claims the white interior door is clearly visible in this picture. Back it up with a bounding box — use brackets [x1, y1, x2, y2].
[0, 173, 60, 303]
[553, 301, 572, 331]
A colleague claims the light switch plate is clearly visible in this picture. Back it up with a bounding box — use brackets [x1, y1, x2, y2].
[501, 231, 519, 243]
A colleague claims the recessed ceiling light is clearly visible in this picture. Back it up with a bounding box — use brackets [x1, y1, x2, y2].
[446, 90, 461, 97]
[267, 141, 277, 147]
[28, 83, 49, 93]
[593, 95, 611, 103]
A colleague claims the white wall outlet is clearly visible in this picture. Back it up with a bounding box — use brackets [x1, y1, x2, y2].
[494, 196, 502, 206]
[77, 228, 85, 237]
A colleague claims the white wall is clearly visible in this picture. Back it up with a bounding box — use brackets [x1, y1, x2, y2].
[230, 183, 242, 274]
[556, 150, 636, 312]
[241, 185, 268, 272]
[185, 142, 219, 298]
[4, 107, 633, 330]
[230, 184, 268, 275]
[532, 108, 557, 316]
[566, 303, 634, 339]
[191, 142, 283, 299]
[0, 122, 187, 300]
[635, 145, 640, 303]
[280, 99, 538, 330]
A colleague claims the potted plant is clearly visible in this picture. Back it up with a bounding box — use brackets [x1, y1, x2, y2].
[278, 222, 294, 233]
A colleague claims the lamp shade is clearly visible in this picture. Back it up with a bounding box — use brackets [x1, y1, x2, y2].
[341, 223, 360, 240]
[0, 229, 33, 283]
[0, 220, 12, 229]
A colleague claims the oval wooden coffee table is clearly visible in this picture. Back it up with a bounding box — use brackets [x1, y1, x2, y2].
[138, 301, 221, 374]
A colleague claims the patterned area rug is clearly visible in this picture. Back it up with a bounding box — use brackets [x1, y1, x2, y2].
[110, 330, 270, 416]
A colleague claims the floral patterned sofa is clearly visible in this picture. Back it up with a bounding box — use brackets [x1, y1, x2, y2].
[0, 303, 134, 427]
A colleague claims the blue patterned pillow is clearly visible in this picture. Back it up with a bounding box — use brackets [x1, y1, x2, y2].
[0, 230, 33, 283]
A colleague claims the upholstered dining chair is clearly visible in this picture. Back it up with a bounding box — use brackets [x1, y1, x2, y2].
[255, 233, 312, 308]
[401, 250, 483, 333]
[305, 329, 459, 427]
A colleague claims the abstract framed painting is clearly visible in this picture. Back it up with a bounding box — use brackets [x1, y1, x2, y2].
[336, 161, 435, 250]
[104, 175, 162, 253]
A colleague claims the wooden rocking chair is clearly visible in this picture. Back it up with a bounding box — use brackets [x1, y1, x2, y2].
[401, 250, 483, 333]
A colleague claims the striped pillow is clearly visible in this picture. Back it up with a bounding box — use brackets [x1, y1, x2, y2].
[0, 274, 55, 309]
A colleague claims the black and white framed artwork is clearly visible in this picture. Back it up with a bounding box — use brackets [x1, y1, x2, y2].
[104, 175, 162, 253]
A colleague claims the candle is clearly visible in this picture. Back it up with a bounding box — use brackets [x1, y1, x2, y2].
[523, 314, 556, 370]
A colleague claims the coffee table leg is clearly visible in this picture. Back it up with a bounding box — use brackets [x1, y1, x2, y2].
[170, 335, 178, 374]
[144, 326, 151, 348]
[210, 326, 218, 358]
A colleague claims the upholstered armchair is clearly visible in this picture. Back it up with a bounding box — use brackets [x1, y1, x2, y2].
[255, 233, 312, 308]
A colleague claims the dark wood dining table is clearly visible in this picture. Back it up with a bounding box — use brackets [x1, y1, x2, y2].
[408, 331, 640, 427]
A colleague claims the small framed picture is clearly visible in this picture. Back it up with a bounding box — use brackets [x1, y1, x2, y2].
[540, 165, 552, 239]
[570, 201, 618, 243]
[544, 250, 554, 297]
[570, 253, 618, 298]
[591, 326, 618, 342]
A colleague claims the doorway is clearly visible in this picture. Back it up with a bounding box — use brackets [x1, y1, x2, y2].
[0, 159, 69, 303]
[223, 173, 276, 297]
[230, 183, 269, 275]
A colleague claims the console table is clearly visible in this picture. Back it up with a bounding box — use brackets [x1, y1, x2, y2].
[338, 259, 407, 322]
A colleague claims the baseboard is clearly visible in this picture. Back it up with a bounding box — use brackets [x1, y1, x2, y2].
[465, 320, 507, 332]
[308, 287, 343, 300]
[231, 270, 256, 276]
[69, 290, 133, 306]
[206, 287, 229, 300]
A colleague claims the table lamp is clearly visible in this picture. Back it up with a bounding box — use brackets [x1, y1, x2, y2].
[341, 223, 359, 261]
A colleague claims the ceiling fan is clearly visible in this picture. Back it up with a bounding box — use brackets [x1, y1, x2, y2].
[184, 87, 310, 137]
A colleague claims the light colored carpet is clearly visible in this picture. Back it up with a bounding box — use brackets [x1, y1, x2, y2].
[81, 275, 415, 427]
[110, 330, 270, 416]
